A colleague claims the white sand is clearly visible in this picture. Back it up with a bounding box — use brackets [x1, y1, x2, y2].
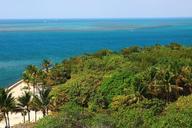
[0, 80, 43, 128]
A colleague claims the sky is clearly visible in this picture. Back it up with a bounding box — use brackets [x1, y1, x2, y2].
[0, 0, 192, 19]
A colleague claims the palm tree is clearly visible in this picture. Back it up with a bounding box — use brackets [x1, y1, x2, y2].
[133, 77, 147, 102]
[37, 70, 48, 87]
[17, 92, 32, 122]
[42, 59, 52, 73]
[24, 65, 39, 94]
[50, 64, 71, 85]
[0, 89, 15, 128]
[21, 111, 27, 123]
[33, 86, 52, 117]
[163, 70, 174, 103]
[22, 71, 32, 91]
[30, 98, 39, 122]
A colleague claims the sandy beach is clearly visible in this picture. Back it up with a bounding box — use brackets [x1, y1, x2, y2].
[0, 80, 43, 128]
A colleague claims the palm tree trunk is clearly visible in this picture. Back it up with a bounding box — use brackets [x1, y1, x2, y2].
[33, 86, 35, 95]
[46, 68, 49, 74]
[23, 115, 25, 123]
[43, 109, 46, 117]
[35, 111, 37, 122]
[46, 107, 48, 115]
[28, 110, 30, 122]
[4, 112, 8, 128]
[6, 112, 10, 128]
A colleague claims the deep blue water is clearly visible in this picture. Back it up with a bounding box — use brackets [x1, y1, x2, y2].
[0, 18, 192, 87]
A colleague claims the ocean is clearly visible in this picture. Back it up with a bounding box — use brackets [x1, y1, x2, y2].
[0, 18, 192, 87]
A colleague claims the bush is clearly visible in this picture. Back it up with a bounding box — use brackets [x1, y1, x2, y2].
[167, 42, 182, 50]
[141, 98, 166, 115]
[153, 109, 192, 128]
[35, 44, 192, 128]
[93, 49, 113, 58]
[98, 72, 135, 103]
[112, 107, 156, 128]
[121, 46, 141, 57]
[35, 102, 115, 128]
[35, 103, 90, 128]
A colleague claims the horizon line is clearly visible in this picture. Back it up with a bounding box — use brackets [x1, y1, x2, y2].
[0, 16, 192, 20]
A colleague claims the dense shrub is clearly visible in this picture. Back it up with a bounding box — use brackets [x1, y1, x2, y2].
[121, 46, 141, 57]
[35, 44, 192, 128]
[93, 49, 113, 58]
[35, 103, 115, 128]
[141, 98, 166, 115]
[155, 109, 192, 128]
[98, 72, 135, 102]
[112, 107, 156, 128]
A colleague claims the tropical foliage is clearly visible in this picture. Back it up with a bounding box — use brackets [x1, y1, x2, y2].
[33, 87, 52, 117]
[34, 43, 192, 128]
[17, 91, 32, 123]
[0, 89, 16, 128]
[2, 43, 192, 128]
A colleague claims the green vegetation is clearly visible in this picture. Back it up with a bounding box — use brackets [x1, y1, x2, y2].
[17, 91, 32, 123]
[1, 43, 192, 128]
[0, 59, 68, 127]
[0, 89, 16, 128]
[33, 87, 52, 117]
[34, 43, 192, 128]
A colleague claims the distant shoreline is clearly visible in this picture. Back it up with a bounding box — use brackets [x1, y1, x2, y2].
[0, 17, 192, 20]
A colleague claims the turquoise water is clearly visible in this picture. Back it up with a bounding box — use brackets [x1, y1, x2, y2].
[0, 18, 192, 87]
